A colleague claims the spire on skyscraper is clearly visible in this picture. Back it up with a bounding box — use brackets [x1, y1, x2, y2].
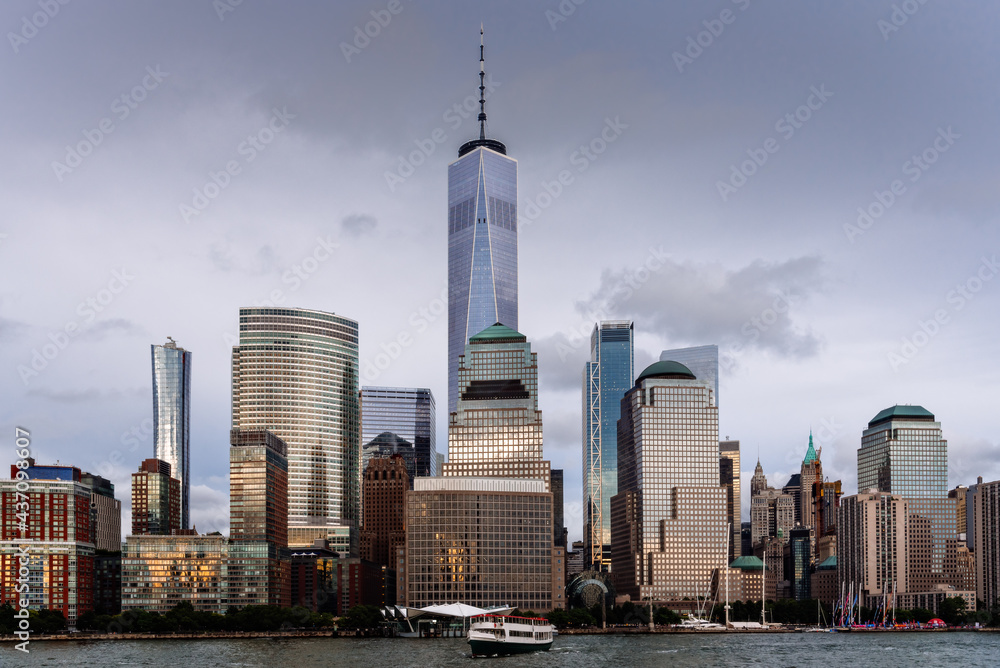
[459, 25, 506, 157]
[803, 430, 818, 464]
[479, 23, 487, 140]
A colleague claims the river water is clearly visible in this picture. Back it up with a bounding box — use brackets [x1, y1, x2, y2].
[5, 632, 999, 667]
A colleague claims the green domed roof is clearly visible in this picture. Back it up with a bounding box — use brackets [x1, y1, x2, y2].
[469, 322, 526, 343]
[636, 360, 696, 383]
[868, 405, 934, 428]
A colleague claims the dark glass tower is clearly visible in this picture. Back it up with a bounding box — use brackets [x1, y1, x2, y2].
[448, 27, 518, 415]
[583, 320, 634, 570]
[360, 386, 436, 483]
[151, 337, 191, 529]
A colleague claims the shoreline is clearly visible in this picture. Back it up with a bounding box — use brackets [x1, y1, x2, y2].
[2, 626, 995, 642]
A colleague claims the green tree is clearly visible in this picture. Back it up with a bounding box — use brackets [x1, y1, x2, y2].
[938, 597, 966, 626]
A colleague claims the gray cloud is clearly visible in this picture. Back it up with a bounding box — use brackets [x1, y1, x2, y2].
[341, 214, 378, 238]
[577, 255, 826, 359]
[77, 318, 146, 342]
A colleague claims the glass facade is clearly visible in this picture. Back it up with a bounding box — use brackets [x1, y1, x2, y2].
[151, 337, 192, 529]
[442, 324, 550, 489]
[719, 440, 741, 560]
[131, 458, 181, 536]
[0, 477, 95, 627]
[858, 406, 948, 498]
[405, 478, 555, 610]
[448, 146, 518, 415]
[360, 386, 436, 481]
[660, 345, 719, 407]
[583, 320, 633, 570]
[121, 535, 228, 613]
[857, 406, 955, 588]
[610, 366, 727, 600]
[231, 307, 360, 528]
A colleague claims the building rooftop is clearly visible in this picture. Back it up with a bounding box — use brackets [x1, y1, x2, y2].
[469, 322, 526, 343]
[868, 405, 935, 428]
[729, 555, 764, 571]
[636, 360, 696, 383]
[816, 555, 837, 571]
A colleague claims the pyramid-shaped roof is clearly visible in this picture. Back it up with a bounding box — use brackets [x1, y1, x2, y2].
[469, 322, 526, 343]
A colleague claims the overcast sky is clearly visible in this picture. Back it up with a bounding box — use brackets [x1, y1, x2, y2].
[2, 1, 998, 543]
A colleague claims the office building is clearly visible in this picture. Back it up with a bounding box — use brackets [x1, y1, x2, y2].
[93, 550, 121, 615]
[974, 479, 1000, 608]
[799, 433, 819, 529]
[837, 491, 908, 608]
[77, 471, 120, 553]
[405, 477, 561, 610]
[447, 30, 518, 415]
[659, 344, 719, 407]
[610, 360, 727, 601]
[712, 555, 764, 604]
[361, 432, 416, 487]
[228, 428, 290, 608]
[1, 464, 95, 627]
[361, 387, 436, 481]
[786, 526, 812, 601]
[858, 405, 957, 592]
[152, 337, 192, 529]
[949, 485, 968, 538]
[552, 468, 567, 548]
[121, 534, 228, 613]
[583, 320, 634, 570]
[231, 307, 361, 531]
[131, 458, 181, 536]
[442, 323, 551, 489]
[720, 439, 741, 560]
[360, 455, 408, 571]
[750, 489, 795, 548]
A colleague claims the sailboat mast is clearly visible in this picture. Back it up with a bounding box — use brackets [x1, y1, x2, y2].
[725, 522, 731, 629]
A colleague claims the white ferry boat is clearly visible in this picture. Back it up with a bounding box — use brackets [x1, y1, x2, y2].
[467, 614, 554, 657]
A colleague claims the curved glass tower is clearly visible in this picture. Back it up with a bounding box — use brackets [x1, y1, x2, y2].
[447, 28, 518, 415]
[231, 307, 360, 528]
[152, 337, 192, 529]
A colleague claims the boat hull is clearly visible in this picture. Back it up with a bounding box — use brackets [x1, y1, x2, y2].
[469, 638, 553, 657]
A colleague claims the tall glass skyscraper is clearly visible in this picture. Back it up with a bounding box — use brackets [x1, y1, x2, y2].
[151, 337, 192, 529]
[231, 307, 360, 529]
[610, 360, 727, 600]
[858, 405, 956, 592]
[442, 323, 550, 489]
[660, 344, 719, 407]
[447, 31, 517, 415]
[583, 320, 634, 570]
[360, 387, 436, 482]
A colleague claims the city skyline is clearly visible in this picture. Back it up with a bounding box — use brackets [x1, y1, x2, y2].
[3, 3, 999, 544]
